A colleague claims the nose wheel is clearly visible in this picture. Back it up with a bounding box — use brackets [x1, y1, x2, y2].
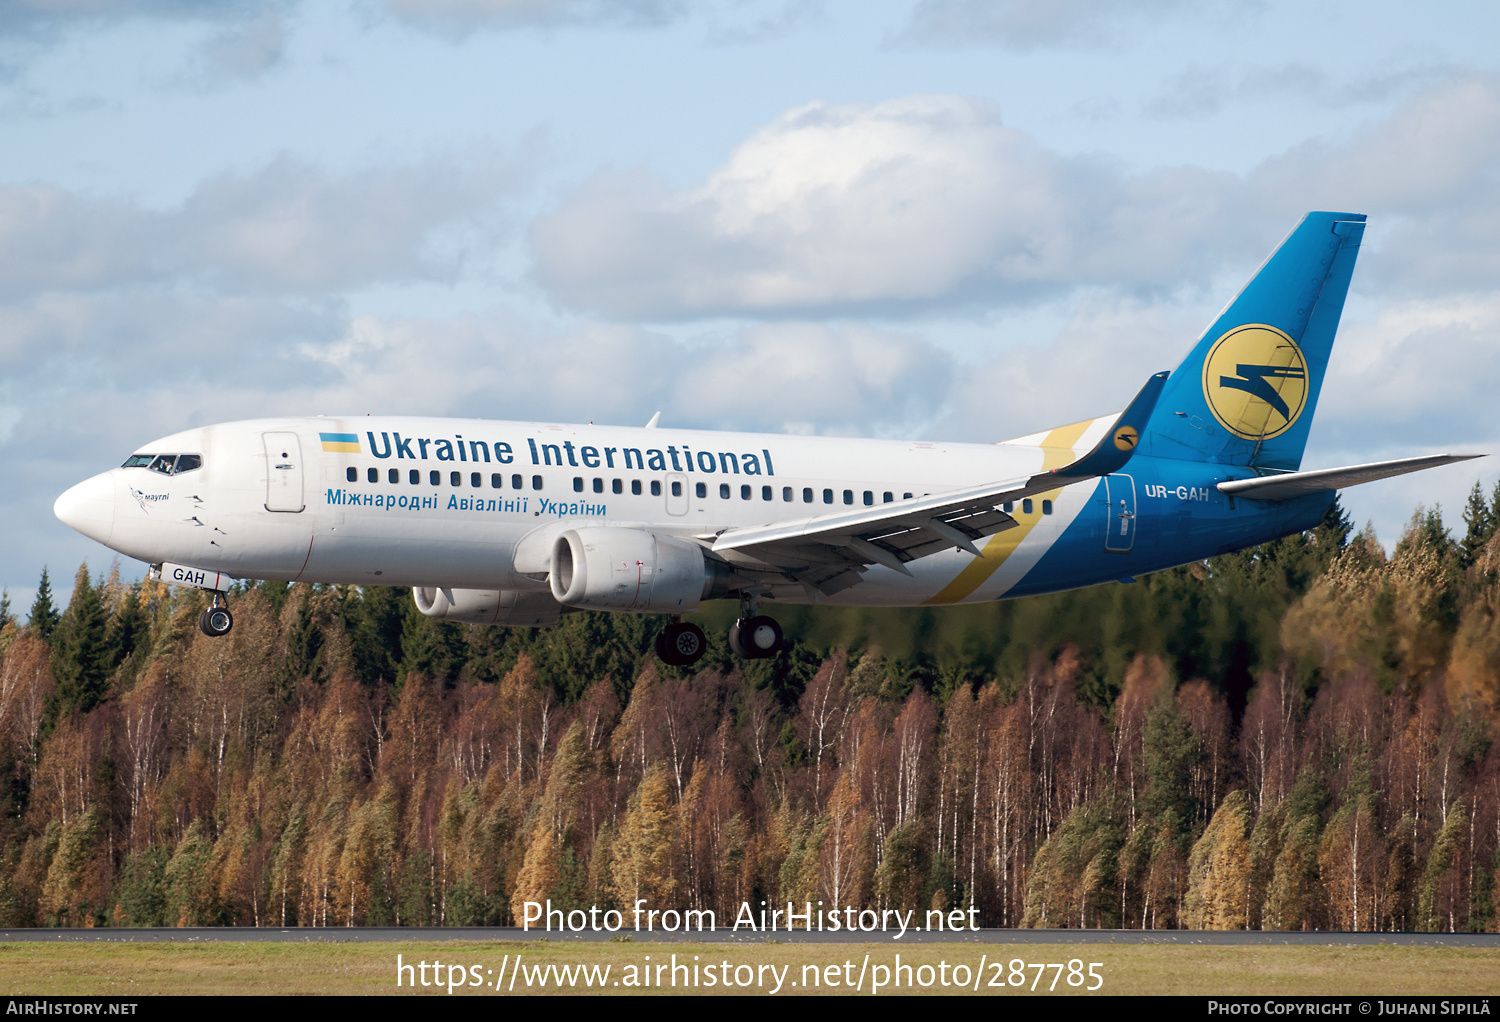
[198, 594, 233, 637]
[655, 621, 707, 666]
[729, 615, 783, 659]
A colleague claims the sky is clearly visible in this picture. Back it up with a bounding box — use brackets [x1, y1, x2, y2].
[5, 0, 1500, 608]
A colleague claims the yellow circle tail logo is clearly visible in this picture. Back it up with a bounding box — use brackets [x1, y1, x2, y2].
[1113, 425, 1139, 451]
[1201, 323, 1308, 441]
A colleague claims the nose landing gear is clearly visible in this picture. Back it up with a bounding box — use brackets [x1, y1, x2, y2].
[198, 592, 233, 637]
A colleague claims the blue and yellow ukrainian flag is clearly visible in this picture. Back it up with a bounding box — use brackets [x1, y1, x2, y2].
[319, 432, 361, 454]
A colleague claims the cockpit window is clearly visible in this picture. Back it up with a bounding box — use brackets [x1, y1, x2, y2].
[123, 453, 202, 475]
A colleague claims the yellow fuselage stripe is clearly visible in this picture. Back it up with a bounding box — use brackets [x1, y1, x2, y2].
[923, 419, 1094, 605]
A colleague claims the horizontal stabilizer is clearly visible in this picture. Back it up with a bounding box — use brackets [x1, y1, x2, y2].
[1217, 454, 1483, 501]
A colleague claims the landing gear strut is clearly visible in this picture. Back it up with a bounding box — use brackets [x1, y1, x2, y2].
[655, 620, 707, 667]
[729, 594, 783, 659]
[198, 592, 233, 638]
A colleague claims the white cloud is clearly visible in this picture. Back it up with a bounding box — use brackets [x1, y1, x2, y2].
[0, 150, 529, 297]
[531, 94, 1245, 318]
[379, 0, 685, 37]
[1144, 61, 1452, 120]
[532, 76, 1500, 322]
[900, 0, 1232, 50]
[304, 314, 951, 437]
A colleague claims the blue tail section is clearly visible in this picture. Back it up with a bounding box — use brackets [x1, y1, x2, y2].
[1143, 211, 1366, 470]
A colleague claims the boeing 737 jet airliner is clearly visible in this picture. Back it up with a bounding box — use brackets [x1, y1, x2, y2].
[54, 212, 1479, 665]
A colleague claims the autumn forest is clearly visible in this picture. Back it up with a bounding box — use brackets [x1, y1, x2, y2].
[4, 488, 1500, 932]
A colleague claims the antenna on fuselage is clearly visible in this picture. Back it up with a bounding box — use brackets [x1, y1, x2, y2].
[645, 411, 661, 429]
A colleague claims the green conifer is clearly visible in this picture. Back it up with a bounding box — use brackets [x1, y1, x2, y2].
[28, 568, 59, 640]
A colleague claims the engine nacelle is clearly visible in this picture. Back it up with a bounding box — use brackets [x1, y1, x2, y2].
[549, 528, 710, 612]
[412, 587, 562, 626]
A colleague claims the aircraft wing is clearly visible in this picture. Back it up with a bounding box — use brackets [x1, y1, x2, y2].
[710, 372, 1168, 594]
[1217, 454, 1483, 501]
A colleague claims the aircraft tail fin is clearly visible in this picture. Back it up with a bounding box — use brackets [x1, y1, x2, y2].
[1142, 211, 1366, 471]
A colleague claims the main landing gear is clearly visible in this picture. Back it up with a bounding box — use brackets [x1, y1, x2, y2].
[729, 593, 782, 660]
[655, 621, 707, 667]
[728, 615, 782, 659]
[654, 597, 784, 668]
[198, 592, 233, 638]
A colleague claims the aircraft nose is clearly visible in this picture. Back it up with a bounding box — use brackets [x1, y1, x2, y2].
[54, 471, 116, 546]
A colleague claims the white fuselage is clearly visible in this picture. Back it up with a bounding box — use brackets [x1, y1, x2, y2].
[56, 414, 1115, 607]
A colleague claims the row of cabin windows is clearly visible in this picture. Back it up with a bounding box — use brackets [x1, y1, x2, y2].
[337, 465, 1053, 515]
[571, 478, 918, 505]
[346, 466, 546, 490]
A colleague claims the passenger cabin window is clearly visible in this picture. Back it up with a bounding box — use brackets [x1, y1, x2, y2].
[863, 490, 873, 506]
[741, 484, 751, 500]
[843, 489, 854, 505]
[763, 486, 773, 501]
[696, 482, 707, 498]
[632, 480, 642, 495]
[1022, 498, 1033, 514]
[1042, 500, 1053, 515]
[368, 467, 379, 483]
[573, 477, 584, 492]
[803, 488, 814, 503]
[532, 475, 543, 490]
[719, 483, 730, 499]
[652, 480, 663, 496]
[903, 492, 913, 499]
[410, 470, 420, 485]
[823, 488, 833, 504]
[346, 467, 357, 482]
[430, 470, 441, 486]
[450, 471, 461, 487]
[613, 479, 623, 494]
[389, 468, 399, 484]
[671, 481, 682, 497]
[492, 473, 503, 488]
[593, 478, 604, 493]
[783, 487, 793, 501]
[512, 474, 523, 489]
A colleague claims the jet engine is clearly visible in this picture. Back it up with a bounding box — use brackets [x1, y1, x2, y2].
[412, 587, 562, 626]
[549, 528, 713, 612]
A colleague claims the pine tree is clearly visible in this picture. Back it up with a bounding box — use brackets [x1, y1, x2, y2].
[1262, 815, 1324, 930]
[51, 565, 112, 715]
[1460, 482, 1495, 568]
[107, 586, 149, 666]
[0, 587, 13, 630]
[28, 568, 59, 640]
[1418, 800, 1468, 933]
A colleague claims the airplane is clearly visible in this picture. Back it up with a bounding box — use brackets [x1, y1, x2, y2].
[53, 211, 1479, 667]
